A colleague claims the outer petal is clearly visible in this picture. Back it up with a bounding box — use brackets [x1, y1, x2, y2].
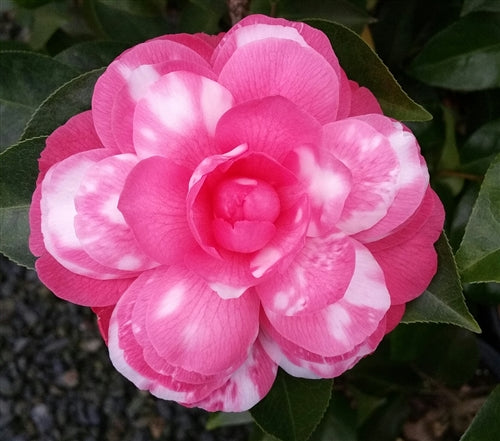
[74, 154, 158, 271]
[111, 60, 216, 153]
[143, 266, 260, 375]
[159, 33, 221, 63]
[92, 305, 115, 344]
[215, 96, 322, 163]
[352, 115, 430, 242]
[118, 156, 197, 265]
[348, 81, 383, 117]
[256, 232, 355, 316]
[40, 149, 133, 279]
[187, 338, 278, 412]
[367, 188, 445, 304]
[218, 38, 341, 124]
[36, 254, 133, 307]
[322, 118, 400, 235]
[262, 242, 390, 357]
[133, 71, 234, 168]
[92, 39, 210, 150]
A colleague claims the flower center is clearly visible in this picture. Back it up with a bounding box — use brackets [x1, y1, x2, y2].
[211, 177, 281, 253]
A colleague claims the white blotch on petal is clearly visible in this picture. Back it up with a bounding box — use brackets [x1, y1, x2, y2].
[156, 283, 185, 318]
[101, 196, 125, 224]
[128, 65, 160, 102]
[117, 255, 141, 271]
[209, 282, 248, 299]
[200, 78, 233, 135]
[235, 24, 308, 49]
[140, 127, 158, 141]
[251, 247, 282, 278]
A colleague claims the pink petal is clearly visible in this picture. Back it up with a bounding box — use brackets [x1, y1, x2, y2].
[351, 115, 430, 242]
[384, 304, 406, 333]
[92, 305, 115, 344]
[36, 254, 134, 306]
[92, 39, 211, 150]
[262, 242, 390, 356]
[367, 188, 444, 304]
[336, 70, 354, 120]
[218, 38, 341, 124]
[256, 232, 355, 316]
[144, 266, 260, 375]
[111, 60, 216, 153]
[133, 71, 234, 168]
[118, 156, 197, 265]
[214, 96, 322, 163]
[40, 149, 133, 279]
[38, 111, 106, 180]
[159, 33, 220, 62]
[283, 145, 352, 237]
[322, 118, 400, 235]
[348, 80, 383, 117]
[74, 154, 158, 271]
[29, 184, 44, 257]
[260, 315, 387, 379]
[187, 338, 278, 412]
[212, 15, 342, 78]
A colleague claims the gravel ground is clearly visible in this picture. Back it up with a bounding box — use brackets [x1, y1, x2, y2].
[0, 255, 251, 441]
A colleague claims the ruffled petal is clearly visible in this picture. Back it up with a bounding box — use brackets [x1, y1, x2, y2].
[218, 38, 341, 124]
[322, 118, 400, 235]
[215, 96, 322, 163]
[262, 242, 390, 356]
[74, 154, 158, 271]
[40, 149, 133, 279]
[118, 156, 197, 265]
[92, 39, 210, 150]
[256, 232, 355, 316]
[132, 71, 234, 168]
[36, 254, 133, 307]
[367, 188, 444, 304]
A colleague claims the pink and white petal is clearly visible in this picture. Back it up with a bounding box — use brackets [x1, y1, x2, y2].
[160, 33, 221, 62]
[212, 14, 341, 76]
[335, 69, 354, 120]
[215, 96, 322, 163]
[118, 156, 197, 265]
[263, 242, 390, 356]
[40, 149, 133, 279]
[367, 188, 444, 304]
[36, 254, 133, 307]
[133, 71, 234, 168]
[29, 184, 45, 257]
[218, 38, 341, 124]
[352, 115, 430, 242]
[74, 154, 158, 271]
[38, 111, 106, 180]
[111, 60, 216, 153]
[143, 265, 260, 375]
[188, 338, 278, 412]
[108, 283, 227, 404]
[92, 39, 211, 150]
[348, 81, 383, 117]
[91, 305, 115, 344]
[257, 232, 355, 316]
[322, 118, 400, 234]
[283, 145, 352, 237]
[260, 314, 387, 379]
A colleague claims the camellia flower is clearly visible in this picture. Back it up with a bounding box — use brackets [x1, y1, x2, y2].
[29, 15, 444, 411]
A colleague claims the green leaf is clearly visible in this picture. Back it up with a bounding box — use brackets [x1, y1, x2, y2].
[0, 51, 78, 150]
[462, 0, 500, 16]
[409, 12, 500, 91]
[22, 67, 104, 140]
[460, 385, 500, 441]
[250, 369, 333, 441]
[0, 136, 47, 268]
[54, 40, 130, 73]
[309, 394, 357, 441]
[206, 411, 253, 430]
[29, 2, 69, 50]
[460, 119, 500, 175]
[303, 19, 431, 121]
[456, 153, 500, 282]
[178, 0, 227, 34]
[402, 233, 481, 333]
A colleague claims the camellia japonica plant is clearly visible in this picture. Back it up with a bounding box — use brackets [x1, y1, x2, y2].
[1, 1, 499, 440]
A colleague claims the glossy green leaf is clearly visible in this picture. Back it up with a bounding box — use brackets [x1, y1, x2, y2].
[462, 0, 500, 15]
[250, 369, 333, 441]
[0, 136, 46, 268]
[179, 0, 227, 34]
[29, 3, 69, 50]
[303, 19, 431, 121]
[206, 411, 253, 430]
[456, 153, 500, 282]
[402, 234, 481, 332]
[22, 67, 104, 140]
[0, 51, 77, 150]
[309, 394, 357, 441]
[460, 385, 500, 441]
[409, 12, 500, 91]
[54, 41, 130, 73]
[460, 119, 500, 175]
[12, 0, 52, 8]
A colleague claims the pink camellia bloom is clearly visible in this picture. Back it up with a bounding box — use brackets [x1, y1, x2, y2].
[29, 15, 444, 411]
